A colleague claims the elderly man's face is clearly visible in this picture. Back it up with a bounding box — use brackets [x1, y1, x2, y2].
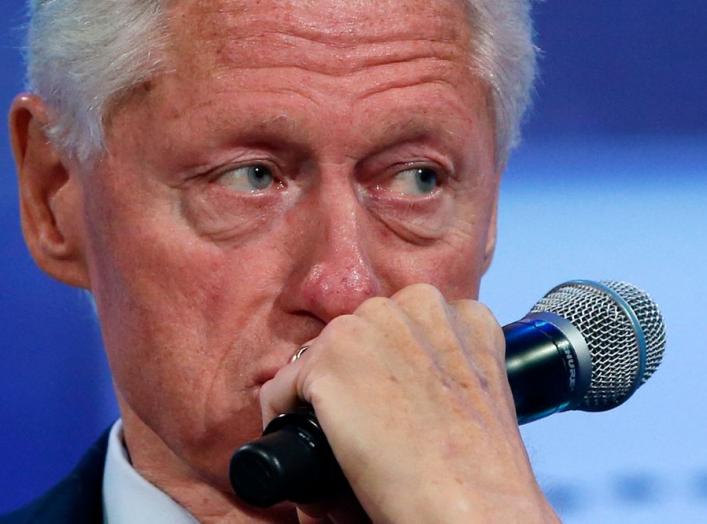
[72, 0, 498, 488]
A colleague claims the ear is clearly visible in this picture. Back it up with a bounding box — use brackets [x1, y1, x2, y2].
[10, 94, 91, 289]
[481, 188, 498, 275]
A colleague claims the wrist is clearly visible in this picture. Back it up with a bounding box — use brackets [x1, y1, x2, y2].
[367, 482, 558, 524]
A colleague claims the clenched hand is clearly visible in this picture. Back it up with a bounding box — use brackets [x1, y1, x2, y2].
[261, 284, 558, 523]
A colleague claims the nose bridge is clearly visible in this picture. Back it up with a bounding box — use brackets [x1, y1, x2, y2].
[297, 178, 381, 322]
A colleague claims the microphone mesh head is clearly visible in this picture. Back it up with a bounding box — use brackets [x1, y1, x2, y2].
[530, 280, 666, 411]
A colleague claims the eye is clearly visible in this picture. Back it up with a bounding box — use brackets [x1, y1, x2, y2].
[386, 167, 440, 196]
[215, 164, 275, 192]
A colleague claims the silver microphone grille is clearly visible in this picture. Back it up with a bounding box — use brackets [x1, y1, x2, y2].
[530, 280, 666, 412]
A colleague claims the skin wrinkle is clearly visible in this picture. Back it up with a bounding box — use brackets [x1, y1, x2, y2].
[188, 0, 469, 45]
[183, 188, 277, 244]
[178, 72, 470, 145]
[169, 1, 474, 83]
[356, 76, 458, 105]
[366, 199, 450, 245]
[244, 31, 462, 48]
[129, 72, 483, 182]
[219, 39, 464, 77]
[180, 99, 478, 246]
[163, 116, 313, 181]
[206, 63, 461, 103]
[214, 87, 322, 108]
[219, 31, 462, 52]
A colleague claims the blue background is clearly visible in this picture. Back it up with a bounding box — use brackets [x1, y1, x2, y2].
[1, 2, 706, 521]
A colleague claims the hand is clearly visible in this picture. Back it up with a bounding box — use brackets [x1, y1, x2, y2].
[260, 284, 558, 523]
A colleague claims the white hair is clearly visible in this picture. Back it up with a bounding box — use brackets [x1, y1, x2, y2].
[26, 0, 536, 166]
[26, 0, 165, 164]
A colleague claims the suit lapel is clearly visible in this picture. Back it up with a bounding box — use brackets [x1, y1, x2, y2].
[0, 428, 110, 524]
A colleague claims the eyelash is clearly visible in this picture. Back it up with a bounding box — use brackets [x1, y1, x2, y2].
[209, 161, 283, 184]
[384, 162, 449, 184]
[199, 158, 452, 194]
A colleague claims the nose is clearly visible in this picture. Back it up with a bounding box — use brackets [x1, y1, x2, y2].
[283, 182, 382, 323]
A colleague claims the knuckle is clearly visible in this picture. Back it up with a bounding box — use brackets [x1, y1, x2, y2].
[354, 295, 393, 317]
[392, 282, 444, 306]
[323, 313, 364, 336]
[454, 299, 497, 329]
[453, 299, 505, 359]
[467, 299, 494, 320]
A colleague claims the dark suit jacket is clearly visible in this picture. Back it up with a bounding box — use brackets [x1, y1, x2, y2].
[0, 430, 110, 524]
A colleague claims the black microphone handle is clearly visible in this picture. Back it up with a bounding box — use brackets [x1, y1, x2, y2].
[229, 313, 588, 508]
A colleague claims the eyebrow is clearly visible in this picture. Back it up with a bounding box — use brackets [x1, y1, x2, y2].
[204, 111, 315, 152]
[179, 85, 475, 168]
[360, 111, 471, 160]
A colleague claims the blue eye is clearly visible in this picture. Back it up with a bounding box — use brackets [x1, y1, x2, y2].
[388, 167, 440, 196]
[217, 164, 274, 192]
[414, 168, 439, 194]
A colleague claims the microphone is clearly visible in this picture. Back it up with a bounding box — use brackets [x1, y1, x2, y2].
[229, 280, 666, 507]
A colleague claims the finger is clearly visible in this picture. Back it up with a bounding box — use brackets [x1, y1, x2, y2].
[449, 300, 507, 379]
[449, 299, 505, 364]
[350, 296, 426, 375]
[382, 285, 511, 425]
[387, 284, 473, 377]
[450, 299, 516, 419]
[259, 344, 314, 427]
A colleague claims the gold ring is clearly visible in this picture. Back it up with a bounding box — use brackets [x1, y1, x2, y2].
[290, 345, 310, 363]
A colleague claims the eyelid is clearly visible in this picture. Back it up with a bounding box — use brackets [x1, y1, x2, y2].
[379, 161, 449, 187]
[209, 159, 283, 186]
[359, 142, 458, 180]
[365, 166, 441, 202]
[395, 165, 437, 177]
[393, 159, 452, 180]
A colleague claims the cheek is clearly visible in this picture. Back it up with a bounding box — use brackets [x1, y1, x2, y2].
[84, 169, 275, 338]
[371, 195, 495, 300]
[87, 215, 290, 480]
[366, 193, 456, 244]
[81, 178, 290, 438]
[377, 235, 484, 300]
[90, 228, 225, 404]
[180, 183, 285, 243]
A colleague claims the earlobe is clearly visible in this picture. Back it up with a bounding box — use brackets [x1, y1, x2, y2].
[10, 94, 91, 289]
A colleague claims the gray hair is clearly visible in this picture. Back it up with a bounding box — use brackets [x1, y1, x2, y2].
[25, 0, 537, 167]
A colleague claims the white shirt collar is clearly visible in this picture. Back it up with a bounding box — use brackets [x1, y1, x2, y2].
[102, 419, 199, 524]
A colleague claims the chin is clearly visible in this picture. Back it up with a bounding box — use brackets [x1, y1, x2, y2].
[178, 400, 266, 488]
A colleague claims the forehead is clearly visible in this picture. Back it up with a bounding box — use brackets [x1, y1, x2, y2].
[109, 0, 492, 168]
[163, 0, 473, 73]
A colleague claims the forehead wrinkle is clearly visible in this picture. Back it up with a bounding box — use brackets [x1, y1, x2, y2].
[207, 79, 323, 109]
[177, 0, 469, 45]
[221, 36, 467, 78]
[353, 67, 462, 102]
[165, 0, 473, 78]
[142, 1, 486, 159]
[134, 68, 323, 138]
[354, 80, 494, 161]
